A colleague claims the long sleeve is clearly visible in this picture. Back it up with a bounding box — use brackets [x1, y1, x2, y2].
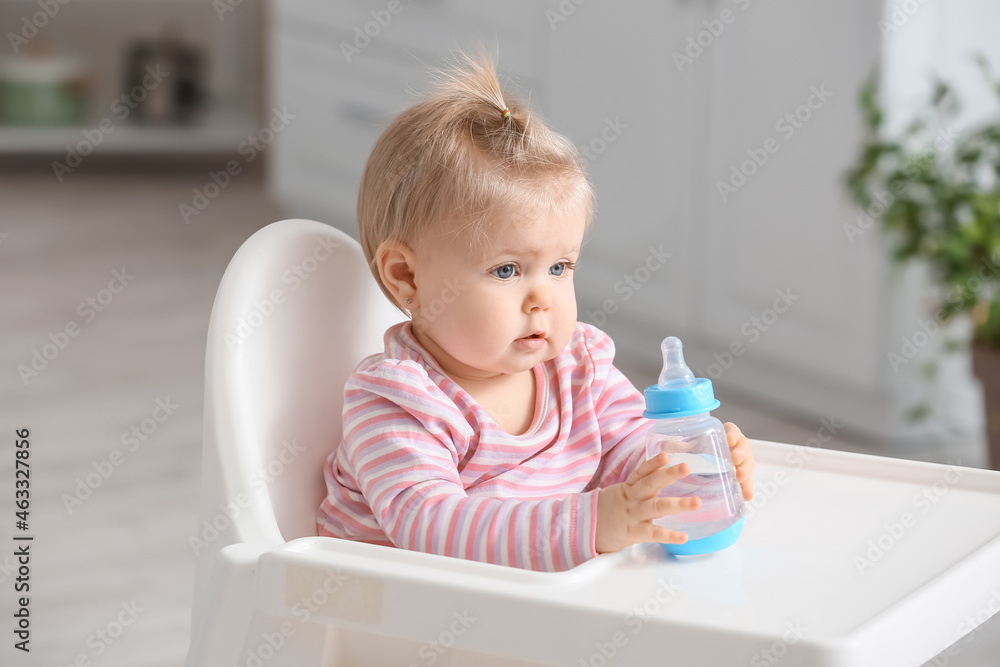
[325, 358, 600, 572]
[577, 328, 652, 490]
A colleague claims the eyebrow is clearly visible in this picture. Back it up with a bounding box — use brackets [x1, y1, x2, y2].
[489, 245, 581, 258]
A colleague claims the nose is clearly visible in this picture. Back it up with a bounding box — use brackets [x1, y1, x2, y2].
[523, 282, 552, 313]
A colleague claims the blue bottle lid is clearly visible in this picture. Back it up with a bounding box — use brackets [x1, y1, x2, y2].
[642, 337, 721, 419]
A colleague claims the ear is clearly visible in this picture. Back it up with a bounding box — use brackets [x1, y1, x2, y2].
[375, 239, 417, 308]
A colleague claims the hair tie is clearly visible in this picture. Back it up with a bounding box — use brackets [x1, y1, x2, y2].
[501, 107, 510, 120]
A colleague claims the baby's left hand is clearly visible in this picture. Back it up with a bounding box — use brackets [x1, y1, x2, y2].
[724, 422, 755, 501]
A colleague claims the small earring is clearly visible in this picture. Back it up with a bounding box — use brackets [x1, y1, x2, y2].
[405, 298, 412, 304]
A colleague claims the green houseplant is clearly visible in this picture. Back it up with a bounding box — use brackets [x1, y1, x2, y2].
[845, 55, 1000, 468]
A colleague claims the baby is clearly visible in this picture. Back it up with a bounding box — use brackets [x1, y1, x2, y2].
[317, 53, 755, 572]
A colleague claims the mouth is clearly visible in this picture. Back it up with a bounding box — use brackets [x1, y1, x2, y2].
[514, 331, 547, 351]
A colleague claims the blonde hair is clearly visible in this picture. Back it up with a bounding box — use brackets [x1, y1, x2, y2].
[357, 50, 593, 308]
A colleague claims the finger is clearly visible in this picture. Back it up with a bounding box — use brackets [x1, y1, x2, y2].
[734, 451, 755, 501]
[648, 525, 689, 545]
[729, 439, 751, 466]
[634, 494, 701, 521]
[631, 461, 690, 499]
[625, 452, 669, 486]
[655, 461, 693, 489]
[724, 421, 743, 442]
[735, 457, 756, 483]
[625, 520, 687, 545]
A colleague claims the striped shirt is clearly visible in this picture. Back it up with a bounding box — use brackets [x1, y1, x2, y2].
[317, 321, 651, 572]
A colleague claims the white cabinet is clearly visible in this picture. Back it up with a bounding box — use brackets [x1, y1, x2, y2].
[543, 0, 992, 463]
[268, 0, 545, 235]
[269, 28, 418, 230]
[699, 0, 894, 422]
[268, 0, 994, 462]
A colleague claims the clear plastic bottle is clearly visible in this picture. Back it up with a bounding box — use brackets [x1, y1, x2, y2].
[643, 336, 746, 555]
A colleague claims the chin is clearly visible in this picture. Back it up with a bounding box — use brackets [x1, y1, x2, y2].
[548, 333, 572, 354]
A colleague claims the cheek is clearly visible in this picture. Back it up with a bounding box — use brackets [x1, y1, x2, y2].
[415, 272, 468, 324]
[438, 285, 502, 332]
[558, 284, 578, 320]
[549, 285, 578, 344]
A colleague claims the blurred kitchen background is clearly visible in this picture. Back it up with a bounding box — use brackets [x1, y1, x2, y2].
[1, 0, 999, 665]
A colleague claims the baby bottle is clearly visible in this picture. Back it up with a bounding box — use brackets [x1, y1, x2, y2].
[643, 336, 745, 555]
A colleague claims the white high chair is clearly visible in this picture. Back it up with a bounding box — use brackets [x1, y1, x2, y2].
[187, 219, 1000, 667]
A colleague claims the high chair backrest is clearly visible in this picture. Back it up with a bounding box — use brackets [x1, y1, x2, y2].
[198, 220, 404, 561]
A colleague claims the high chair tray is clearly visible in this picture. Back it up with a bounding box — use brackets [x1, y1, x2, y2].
[256, 440, 1000, 666]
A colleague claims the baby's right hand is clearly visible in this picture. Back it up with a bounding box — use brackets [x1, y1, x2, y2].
[595, 452, 700, 554]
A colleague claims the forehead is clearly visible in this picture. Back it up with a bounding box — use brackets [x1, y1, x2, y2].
[424, 200, 586, 269]
[485, 206, 585, 252]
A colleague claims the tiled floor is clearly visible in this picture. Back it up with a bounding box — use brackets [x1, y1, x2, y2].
[0, 167, 996, 666]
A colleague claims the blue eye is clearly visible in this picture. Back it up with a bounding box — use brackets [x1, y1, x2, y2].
[491, 264, 516, 280]
[550, 261, 576, 277]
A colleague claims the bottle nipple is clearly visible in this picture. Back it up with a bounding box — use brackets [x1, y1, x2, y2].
[658, 336, 696, 387]
[644, 336, 720, 418]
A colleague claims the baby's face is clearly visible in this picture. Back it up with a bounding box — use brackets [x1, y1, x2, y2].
[409, 206, 586, 381]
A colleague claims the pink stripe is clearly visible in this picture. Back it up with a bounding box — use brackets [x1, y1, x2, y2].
[527, 504, 540, 571]
[318, 321, 641, 572]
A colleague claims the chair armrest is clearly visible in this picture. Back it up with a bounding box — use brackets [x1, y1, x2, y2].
[254, 536, 635, 665]
[187, 543, 272, 667]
